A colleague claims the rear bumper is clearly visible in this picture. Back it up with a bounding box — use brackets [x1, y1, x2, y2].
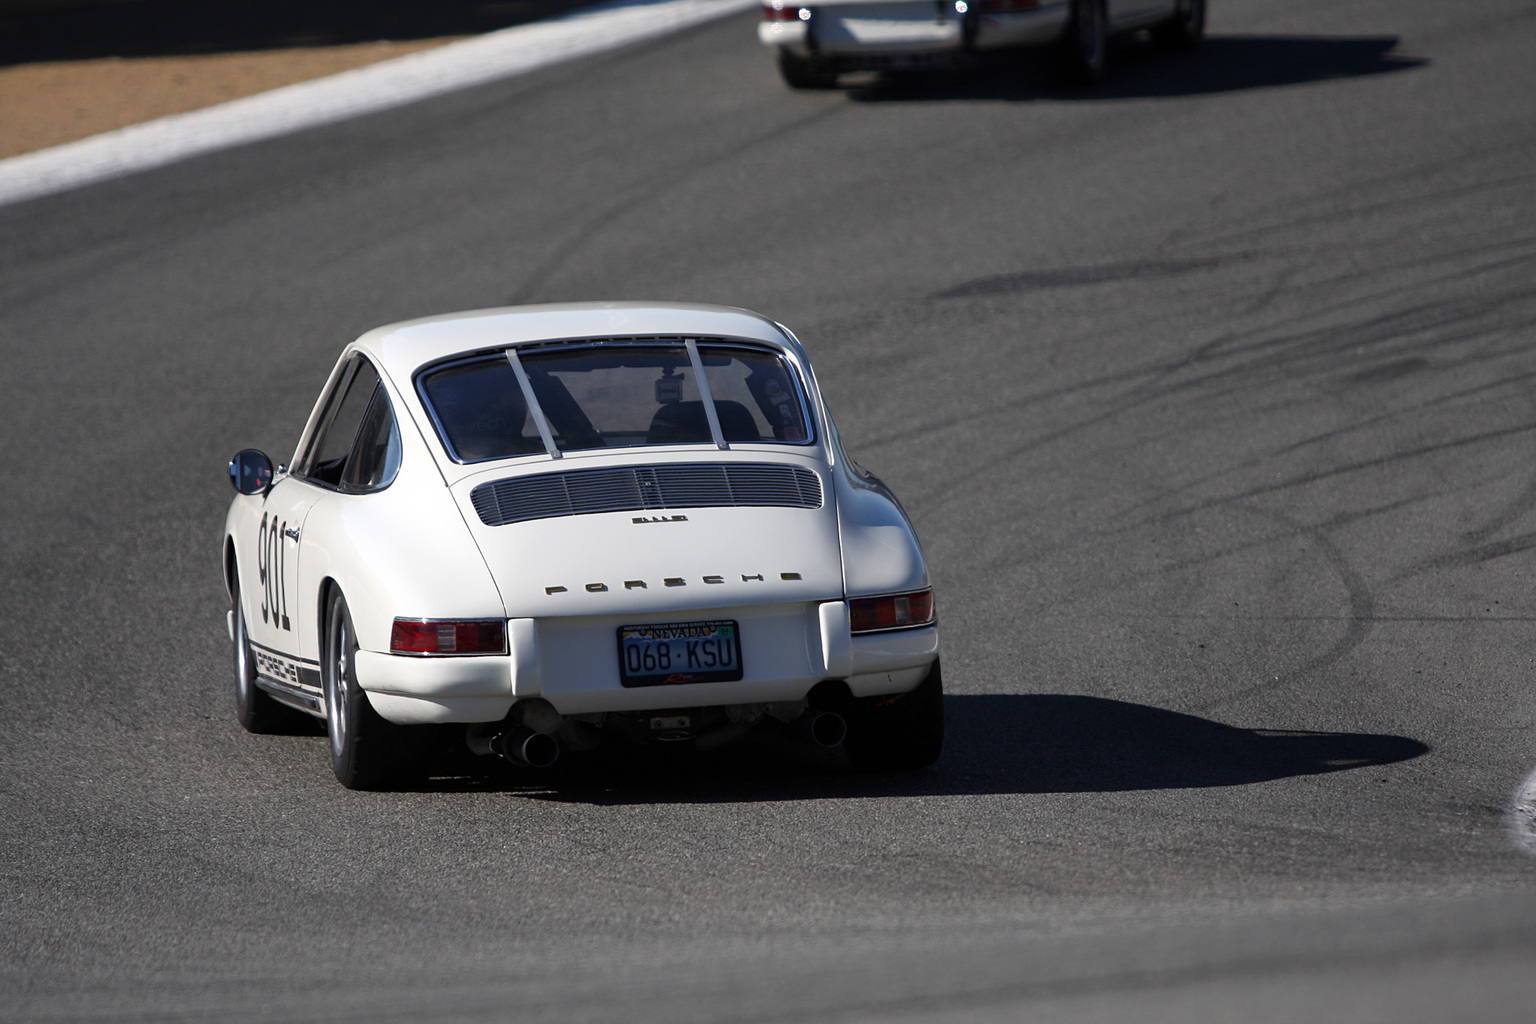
[353, 601, 938, 724]
[760, 1, 1068, 58]
[970, 6, 1070, 50]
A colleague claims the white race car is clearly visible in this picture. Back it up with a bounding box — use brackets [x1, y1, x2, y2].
[224, 303, 942, 789]
[759, 0, 1204, 88]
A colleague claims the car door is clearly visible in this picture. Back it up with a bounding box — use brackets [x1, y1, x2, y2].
[247, 355, 383, 662]
[249, 476, 312, 658]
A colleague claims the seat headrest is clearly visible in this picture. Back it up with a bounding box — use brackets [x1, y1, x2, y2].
[647, 400, 762, 444]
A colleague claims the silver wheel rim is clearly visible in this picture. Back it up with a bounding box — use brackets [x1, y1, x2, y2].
[326, 602, 349, 759]
[234, 597, 257, 710]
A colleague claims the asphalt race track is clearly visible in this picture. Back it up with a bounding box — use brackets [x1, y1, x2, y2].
[3, 0, 1535, 1019]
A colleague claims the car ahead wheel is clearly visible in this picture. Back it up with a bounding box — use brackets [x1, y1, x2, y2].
[323, 591, 409, 790]
[1151, 0, 1204, 49]
[778, 48, 839, 89]
[232, 579, 304, 734]
[844, 659, 945, 771]
[1059, 0, 1107, 84]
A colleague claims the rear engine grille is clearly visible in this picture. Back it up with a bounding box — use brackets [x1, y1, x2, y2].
[470, 463, 824, 527]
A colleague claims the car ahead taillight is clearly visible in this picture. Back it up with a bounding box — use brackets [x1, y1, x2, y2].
[390, 619, 507, 655]
[848, 590, 934, 634]
[762, 2, 810, 20]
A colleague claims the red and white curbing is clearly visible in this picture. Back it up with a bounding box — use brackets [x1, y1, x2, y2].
[0, 0, 755, 209]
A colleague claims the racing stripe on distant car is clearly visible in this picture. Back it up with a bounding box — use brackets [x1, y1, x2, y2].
[0, 0, 756, 209]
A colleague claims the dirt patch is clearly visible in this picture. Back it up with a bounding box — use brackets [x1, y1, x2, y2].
[0, 39, 459, 160]
[0, 0, 599, 160]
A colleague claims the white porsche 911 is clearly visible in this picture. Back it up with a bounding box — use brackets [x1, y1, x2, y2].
[224, 303, 942, 789]
[759, 0, 1204, 88]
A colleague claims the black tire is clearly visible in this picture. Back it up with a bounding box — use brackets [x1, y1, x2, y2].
[778, 48, 839, 89]
[232, 580, 304, 734]
[844, 659, 945, 771]
[323, 591, 409, 790]
[1150, 0, 1204, 49]
[1059, 0, 1107, 85]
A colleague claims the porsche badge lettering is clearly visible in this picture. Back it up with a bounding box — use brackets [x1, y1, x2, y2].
[544, 572, 803, 595]
[633, 515, 688, 524]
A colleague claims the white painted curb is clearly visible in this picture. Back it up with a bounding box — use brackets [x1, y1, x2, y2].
[1513, 766, 1536, 858]
[0, 0, 757, 209]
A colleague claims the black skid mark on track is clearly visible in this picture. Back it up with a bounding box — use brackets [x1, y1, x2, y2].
[1452, 379, 1536, 545]
[1395, 530, 1536, 577]
[1386, 380, 1536, 578]
[1346, 357, 1431, 385]
[896, 236, 1536, 511]
[504, 104, 846, 305]
[934, 257, 1226, 299]
[1190, 505, 1378, 712]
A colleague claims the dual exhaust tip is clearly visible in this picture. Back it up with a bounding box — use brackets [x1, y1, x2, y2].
[797, 710, 847, 748]
[468, 722, 560, 769]
[493, 725, 561, 769]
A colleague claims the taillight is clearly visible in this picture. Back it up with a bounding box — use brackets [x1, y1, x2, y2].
[762, 2, 810, 20]
[848, 590, 934, 633]
[390, 619, 507, 655]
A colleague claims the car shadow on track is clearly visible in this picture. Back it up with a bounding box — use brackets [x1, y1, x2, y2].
[845, 35, 1427, 104]
[420, 694, 1429, 803]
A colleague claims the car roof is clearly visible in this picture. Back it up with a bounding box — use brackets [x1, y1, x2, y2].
[353, 302, 804, 386]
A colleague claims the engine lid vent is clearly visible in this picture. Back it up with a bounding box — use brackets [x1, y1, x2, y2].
[470, 463, 823, 527]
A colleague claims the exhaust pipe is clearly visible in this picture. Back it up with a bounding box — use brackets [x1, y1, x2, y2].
[491, 725, 560, 768]
[795, 710, 847, 748]
[466, 700, 564, 767]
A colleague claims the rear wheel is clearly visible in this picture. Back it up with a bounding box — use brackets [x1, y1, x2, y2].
[778, 48, 839, 89]
[844, 659, 945, 770]
[1151, 0, 1204, 49]
[1059, 0, 1107, 84]
[323, 591, 410, 790]
[232, 579, 304, 734]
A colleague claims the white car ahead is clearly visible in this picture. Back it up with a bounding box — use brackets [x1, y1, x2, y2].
[759, 0, 1204, 88]
[224, 303, 942, 789]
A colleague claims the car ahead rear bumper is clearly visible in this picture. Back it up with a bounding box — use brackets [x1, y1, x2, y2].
[354, 601, 938, 724]
[760, 1, 1067, 57]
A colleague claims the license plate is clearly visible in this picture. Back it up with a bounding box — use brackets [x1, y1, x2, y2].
[617, 620, 743, 687]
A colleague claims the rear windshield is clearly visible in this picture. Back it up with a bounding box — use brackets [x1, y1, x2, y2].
[417, 341, 813, 463]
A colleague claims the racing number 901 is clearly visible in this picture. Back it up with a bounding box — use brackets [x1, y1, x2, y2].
[257, 512, 291, 631]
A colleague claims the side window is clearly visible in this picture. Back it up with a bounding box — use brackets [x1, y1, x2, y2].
[302, 357, 380, 487]
[341, 388, 402, 491]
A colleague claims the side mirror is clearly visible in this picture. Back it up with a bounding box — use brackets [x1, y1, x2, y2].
[229, 449, 274, 495]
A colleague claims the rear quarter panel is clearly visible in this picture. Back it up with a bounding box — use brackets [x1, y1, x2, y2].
[294, 399, 504, 660]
